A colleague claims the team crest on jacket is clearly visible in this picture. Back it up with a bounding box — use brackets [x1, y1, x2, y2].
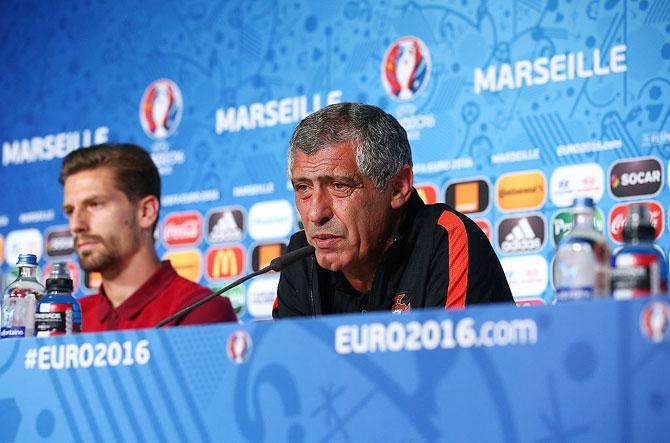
[391, 293, 411, 314]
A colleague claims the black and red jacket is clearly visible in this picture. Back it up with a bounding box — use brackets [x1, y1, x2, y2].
[273, 190, 513, 318]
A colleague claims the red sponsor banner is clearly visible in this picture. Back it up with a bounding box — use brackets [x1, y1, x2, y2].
[206, 246, 245, 280]
[163, 211, 202, 247]
[515, 297, 546, 306]
[609, 201, 663, 243]
[415, 184, 438, 204]
[473, 218, 492, 240]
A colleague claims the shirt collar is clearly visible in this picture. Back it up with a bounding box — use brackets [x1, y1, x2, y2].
[97, 261, 178, 322]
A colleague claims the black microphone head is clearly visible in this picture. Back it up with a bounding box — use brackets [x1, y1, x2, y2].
[269, 245, 315, 271]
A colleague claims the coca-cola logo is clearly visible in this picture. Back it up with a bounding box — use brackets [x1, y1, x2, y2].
[162, 212, 202, 247]
[609, 201, 663, 243]
[473, 219, 491, 240]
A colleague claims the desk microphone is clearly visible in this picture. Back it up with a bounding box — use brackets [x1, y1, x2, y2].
[155, 245, 315, 327]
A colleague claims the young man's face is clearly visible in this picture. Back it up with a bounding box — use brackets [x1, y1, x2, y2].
[290, 143, 399, 275]
[62, 167, 143, 273]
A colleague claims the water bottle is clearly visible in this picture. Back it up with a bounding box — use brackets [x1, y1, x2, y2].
[1, 254, 45, 338]
[554, 198, 611, 302]
[35, 262, 82, 336]
[611, 204, 667, 299]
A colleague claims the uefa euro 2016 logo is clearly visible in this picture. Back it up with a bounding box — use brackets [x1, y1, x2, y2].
[381, 36, 431, 101]
[227, 330, 253, 364]
[139, 79, 183, 140]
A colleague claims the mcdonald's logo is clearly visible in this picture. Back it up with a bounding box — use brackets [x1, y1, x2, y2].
[206, 246, 245, 280]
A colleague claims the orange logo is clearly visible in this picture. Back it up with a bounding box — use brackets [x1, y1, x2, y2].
[206, 246, 245, 280]
[415, 184, 438, 204]
[496, 171, 546, 211]
[84, 271, 102, 290]
[163, 249, 202, 282]
[251, 243, 287, 271]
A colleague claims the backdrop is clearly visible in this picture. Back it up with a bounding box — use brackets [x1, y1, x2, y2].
[1, 0, 668, 322]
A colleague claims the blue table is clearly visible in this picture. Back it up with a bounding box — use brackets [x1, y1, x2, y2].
[1, 297, 669, 442]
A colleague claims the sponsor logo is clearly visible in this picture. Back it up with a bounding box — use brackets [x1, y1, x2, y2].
[227, 330, 253, 364]
[212, 285, 246, 316]
[140, 79, 183, 140]
[500, 255, 548, 298]
[496, 171, 546, 211]
[609, 157, 663, 199]
[497, 215, 546, 254]
[162, 211, 202, 247]
[162, 249, 202, 282]
[609, 202, 663, 243]
[45, 226, 75, 257]
[5, 229, 43, 264]
[207, 207, 244, 243]
[84, 271, 102, 291]
[43, 262, 80, 293]
[248, 200, 294, 240]
[473, 219, 492, 240]
[444, 179, 490, 214]
[251, 243, 287, 272]
[550, 163, 604, 207]
[382, 36, 431, 101]
[2, 127, 109, 167]
[474, 44, 627, 94]
[391, 293, 411, 314]
[415, 183, 438, 204]
[639, 301, 670, 343]
[551, 208, 605, 246]
[247, 275, 279, 319]
[206, 246, 244, 280]
[215, 91, 342, 134]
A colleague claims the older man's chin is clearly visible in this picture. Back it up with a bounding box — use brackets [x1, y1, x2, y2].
[313, 250, 346, 272]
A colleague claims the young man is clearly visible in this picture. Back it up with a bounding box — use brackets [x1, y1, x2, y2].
[60, 143, 236, 331]
[273, 103, 513, 318]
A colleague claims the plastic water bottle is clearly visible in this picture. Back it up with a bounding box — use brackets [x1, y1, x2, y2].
[1, 254, 45, 338]
[554, 198, 611, 302]
[611, 204, 667, 299]
[35, 263, 82, 336]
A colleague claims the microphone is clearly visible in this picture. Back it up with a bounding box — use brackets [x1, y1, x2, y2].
[155, 245, 315, 327]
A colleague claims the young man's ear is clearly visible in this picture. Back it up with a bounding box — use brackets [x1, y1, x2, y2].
[390, 164, 414, 209]
[137, 195, 160, 230]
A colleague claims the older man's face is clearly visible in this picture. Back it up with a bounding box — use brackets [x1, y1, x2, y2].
[290, 143, 398, 274]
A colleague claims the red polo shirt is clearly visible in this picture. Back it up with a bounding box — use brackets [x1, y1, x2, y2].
[80, 261, 237, 332]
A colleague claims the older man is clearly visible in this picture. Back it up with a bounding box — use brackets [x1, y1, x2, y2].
[273, 103, 513, 317]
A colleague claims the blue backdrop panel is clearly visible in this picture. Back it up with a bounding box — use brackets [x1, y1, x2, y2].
[0, 0, 669, 318]
[0, 298, 669, 441]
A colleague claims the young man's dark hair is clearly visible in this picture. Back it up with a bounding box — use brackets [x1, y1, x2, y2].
[60, 143, 161, 232]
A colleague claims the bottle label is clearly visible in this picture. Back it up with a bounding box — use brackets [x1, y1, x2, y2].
[612, 253, 664, 299]
[556, 287, 595, 302]
[35, 303, 79, 336]
[0, 327, 27, 338]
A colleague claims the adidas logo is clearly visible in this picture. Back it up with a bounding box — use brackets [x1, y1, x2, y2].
[500, 217, 542, 252]
[209, 210, 243, 243]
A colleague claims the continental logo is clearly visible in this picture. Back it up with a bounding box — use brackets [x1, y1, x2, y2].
[415, 183, 438, 204]
[444, 179, 490, 214]
[163, 249, 202, 282]
[251, 243, 287, 272]
[609, 157, 663, 199]
[496, 171, 546, 211]
[206, 246, 245, 280]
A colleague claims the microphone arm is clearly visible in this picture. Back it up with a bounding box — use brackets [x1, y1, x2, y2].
[155, 245, 314, 327]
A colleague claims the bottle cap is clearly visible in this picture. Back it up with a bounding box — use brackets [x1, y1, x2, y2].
[623, 204, 655, 243]
[572, 197, 595, 208]
[46, 262, 74, 292]
[16, 254, 38, 266]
